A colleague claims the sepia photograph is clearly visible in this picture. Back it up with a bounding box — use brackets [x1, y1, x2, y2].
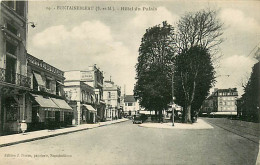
[0, 0, 259, 164]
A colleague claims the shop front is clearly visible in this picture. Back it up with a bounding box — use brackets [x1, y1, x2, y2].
[50, 98, 73, 127]
[83, 104, 97, 123]
[29, 94, 73, 130]
[0, 87, 29, 135]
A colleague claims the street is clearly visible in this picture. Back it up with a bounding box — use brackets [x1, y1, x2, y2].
[0, 119, 258, 165]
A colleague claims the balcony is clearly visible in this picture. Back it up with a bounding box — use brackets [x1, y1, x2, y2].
[27, 54, 64, 77]
[0, 68, 31, 88]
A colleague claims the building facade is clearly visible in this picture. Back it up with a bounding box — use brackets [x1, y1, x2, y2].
[27, 54, 73, 131]
[81, 65, 106, 121]
[0, 0, 32, 135]
[64, 72, 96, 125]
[64, 69, 101, 125]
[123, 95, 140, 116]
[199, 95, 214, 116]
[103, 79, 121, 120]
[200, 88, 238, 116]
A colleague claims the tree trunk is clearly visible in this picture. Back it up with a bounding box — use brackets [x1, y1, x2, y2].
[159, 110, 162, 123]
[184, 104, 192, 123]
[155, 110, 158, 122]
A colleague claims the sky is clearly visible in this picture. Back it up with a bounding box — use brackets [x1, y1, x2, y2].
[27, 0, 260, 96]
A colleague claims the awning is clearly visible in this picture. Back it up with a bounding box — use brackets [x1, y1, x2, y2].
[56, 80, 64, 86]
[51, 98, 73, 111]
[31, 94, 59, 109]
[210, 112, 237, 115]
[83, 104, 97, 112]
[33, 72, 45, 86]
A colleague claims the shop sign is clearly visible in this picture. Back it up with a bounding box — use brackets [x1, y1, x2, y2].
[111, 92, 116, 99]
[81, 71, 93, 81]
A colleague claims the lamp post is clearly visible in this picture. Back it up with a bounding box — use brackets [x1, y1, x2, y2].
[172, 97, 175, 126]
[172, 66, 175, 126]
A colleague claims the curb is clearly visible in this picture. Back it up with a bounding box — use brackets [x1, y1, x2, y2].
[0, 119, 128, 148]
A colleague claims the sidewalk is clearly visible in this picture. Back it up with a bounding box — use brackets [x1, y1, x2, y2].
[138, 118, 213, 129]
[0, 118, 128, 148]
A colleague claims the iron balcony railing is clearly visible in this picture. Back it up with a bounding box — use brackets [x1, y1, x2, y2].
[0, 68, 31, 88]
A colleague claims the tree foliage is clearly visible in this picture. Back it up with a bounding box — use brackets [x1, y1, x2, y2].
[174, 46, 215, 123]
[241, 62, 260, 122]
[134, 21, 175, 121]
[175, 9, 224, 54]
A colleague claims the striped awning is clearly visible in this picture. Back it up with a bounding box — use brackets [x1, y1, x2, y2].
[83, 104, 97, 112]
[30, 94, 59, 109]
[31, 94, 72, 111]
[51, 98, 73, 111]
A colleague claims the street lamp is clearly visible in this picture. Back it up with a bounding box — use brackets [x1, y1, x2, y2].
[172, 65, 175, 126]
[172, 97, 176, 126]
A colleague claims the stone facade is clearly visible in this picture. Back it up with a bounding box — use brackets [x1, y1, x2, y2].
[0, 0, 31, 135]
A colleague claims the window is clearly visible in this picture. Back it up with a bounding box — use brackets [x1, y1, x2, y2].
[125, 103, 127, 106]
[33, 74, 38, 90]
[56, 81, 61, 96]
[45, 111, 55, 119]
[108, 92, 111, 98]
[16, 1, 25, 17]
[128, 103, 133, 106]
[4, 1, 25, 17]
[7, 23, 18, 35]
[46, 78, 51, 89]
[95, 94, 98, 102]
[6, 41, 17, 55]
[5, 1, 15, 10]
[5, 98, 19, 121]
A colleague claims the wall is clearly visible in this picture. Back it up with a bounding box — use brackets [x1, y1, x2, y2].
[64, 71, 81, 81]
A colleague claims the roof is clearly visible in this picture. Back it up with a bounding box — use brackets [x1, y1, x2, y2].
[124, 95, 136, 102]
[210, 88, 238, 98]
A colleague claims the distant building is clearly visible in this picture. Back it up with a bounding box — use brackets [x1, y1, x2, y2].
[200, 95, 214, 116]
[123, 95, 140, 116]
[200, 88, 238, 116]
[64, 70, 97, 125]
[64, 65, 105, 123]
[103, 79, 121, 120]
[0, 0, 31, 135]
[83, 65, 106, 121]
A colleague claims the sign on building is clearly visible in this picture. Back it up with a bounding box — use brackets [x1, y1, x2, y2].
[81, 71, 93, 81]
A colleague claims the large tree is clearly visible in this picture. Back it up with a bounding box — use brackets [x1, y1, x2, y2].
[241, 62, 260, 122]
[174, 46, 215, 123]
[173, 9, 223, 123]
[134, 21, 175, 122]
